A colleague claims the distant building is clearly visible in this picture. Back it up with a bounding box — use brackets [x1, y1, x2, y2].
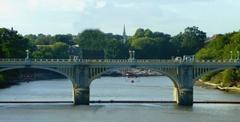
[122, 24, 127, 43]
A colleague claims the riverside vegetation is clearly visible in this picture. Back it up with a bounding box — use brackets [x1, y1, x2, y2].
[195, 32, 240, 91]
[1, 26, 240, 91]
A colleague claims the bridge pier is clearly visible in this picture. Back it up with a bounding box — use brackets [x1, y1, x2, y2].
[176, 88, 193, 106]
[173, 86, 193, 106]
[73, 87, 89, 105]
[173, 86, 178, 102]
[175, 65, 194, 106]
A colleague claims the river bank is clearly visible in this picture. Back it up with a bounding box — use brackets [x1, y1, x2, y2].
[195, 80, 240, 93]
[103, 69, 163, 77]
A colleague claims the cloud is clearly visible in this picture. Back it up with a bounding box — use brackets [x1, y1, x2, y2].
[26, 0, 106, 13]
[95, 0, 106, 8]
[112, 2, 136, 8]
[0, 0, 19, 16]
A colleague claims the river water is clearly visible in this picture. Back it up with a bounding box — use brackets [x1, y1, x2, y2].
[0, 76, 240, 122]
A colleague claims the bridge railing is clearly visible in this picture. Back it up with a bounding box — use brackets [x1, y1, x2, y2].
[0, 58, 240, 65]
[194, 59, 240, 64]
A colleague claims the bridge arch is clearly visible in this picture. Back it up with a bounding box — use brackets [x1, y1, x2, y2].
[193, 66, 238, 83]
[88, 66, 181, 102]
[0, 66, 75, 102]
[0, 66, 72, 81]
[89, 67, 179, 88]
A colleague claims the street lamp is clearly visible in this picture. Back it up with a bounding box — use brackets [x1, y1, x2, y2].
[26, 49, 30, 59]
[230, 51, 233, 60]
[132, 50, 135, 59]
[237, 51, 239, 60]
[129, 50, 132, 59]
[128, 50, 135, 60]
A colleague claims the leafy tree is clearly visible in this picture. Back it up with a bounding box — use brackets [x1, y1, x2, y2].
[51, 42, 69, 58]
[134, 28, 145, 38]
[172, 26, 207, 55]
[75, 29, 106, 50]
[0, 28, 32, 58]
[32, 46, 53, 59]
[54, 34, 74, 45]
[104, 40, 128, 59]
[35, 34, 55, 45]
[32, 42, 69, 59]
[129, 28, 173, 59]
[196, 31, 240, 87]
[144, 29, 153, 38]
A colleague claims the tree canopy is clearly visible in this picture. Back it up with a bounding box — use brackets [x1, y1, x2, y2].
[0, 28, 31, 58]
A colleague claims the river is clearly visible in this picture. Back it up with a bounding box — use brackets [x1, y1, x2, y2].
[0, 76, 240, 122]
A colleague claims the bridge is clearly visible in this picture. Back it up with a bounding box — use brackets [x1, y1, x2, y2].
[0, 58, 239, 106]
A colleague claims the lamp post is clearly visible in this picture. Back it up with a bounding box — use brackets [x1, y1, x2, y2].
[230, 51, 233, 60]
[129, 50, 132, 60]
[26, 49, 30, 60]
[129, 50, 135, 60]
[237, 51, 239, 60]
[132, 50, 135, 60]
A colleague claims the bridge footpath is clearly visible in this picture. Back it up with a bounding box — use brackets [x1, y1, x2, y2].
[0, 58, 240, 106]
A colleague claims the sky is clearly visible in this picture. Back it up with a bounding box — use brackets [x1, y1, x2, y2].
[0, 0, 239, 36]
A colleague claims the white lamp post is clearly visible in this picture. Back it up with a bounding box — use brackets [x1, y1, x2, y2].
[26, 49, 30, 59]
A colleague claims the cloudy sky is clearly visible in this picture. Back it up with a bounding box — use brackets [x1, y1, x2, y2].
[0, 0, 239, 36]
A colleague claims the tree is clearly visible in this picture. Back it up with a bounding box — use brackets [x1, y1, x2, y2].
[195, 34, 227, 60]
[32, 46, 53, 59]
[134, 28, 145, 38]
[54, 34, 74, 45]
[144, 29, 153, 38]
[0, 28, 32, 58]
[51, 42, 69, 58]
[32, 42, 69, 59]
[195, 31, 240, 87]
[75, 29, 106, 50]
[35, 34, 55, 45]
[104, 40, 128, 59]
[129, 28, 173, 59]
[171, 26, 207, 56]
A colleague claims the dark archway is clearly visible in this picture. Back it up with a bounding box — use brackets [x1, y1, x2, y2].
[0, 67, 73, 102]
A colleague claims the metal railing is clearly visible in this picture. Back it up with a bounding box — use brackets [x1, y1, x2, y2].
[0, 58, 240, 65]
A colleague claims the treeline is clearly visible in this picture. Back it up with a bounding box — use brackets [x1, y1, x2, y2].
[0, 26, 206, 59]
[196, 32, 240, 87]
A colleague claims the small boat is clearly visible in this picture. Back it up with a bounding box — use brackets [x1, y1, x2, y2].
[126, 72, 138, 78]
[130, 80, 135, 83]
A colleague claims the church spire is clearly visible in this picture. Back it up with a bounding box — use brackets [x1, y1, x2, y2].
[122, 24, 127, 43]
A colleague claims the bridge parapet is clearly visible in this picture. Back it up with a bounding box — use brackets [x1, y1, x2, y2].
[1, 59, 240, 67]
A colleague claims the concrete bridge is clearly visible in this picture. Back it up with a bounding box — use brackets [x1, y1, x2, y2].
[0, 58, 240, 106]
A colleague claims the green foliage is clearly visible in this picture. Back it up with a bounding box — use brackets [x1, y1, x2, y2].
[75, 29, 106, 50]
[51, 42, 69, 58]
[196, 31, 240, 88]
[34, 34, 55, 45]
[0, 28, 32, 58]
[1, 26, 207, 60]
[54, 34, 74, 45]
[172, 26, 207, 56]
[134, 28, 145, 38]
[196, 32, 240, 60]
[201, 71, 219, 81]
[129, 28, 174, 59]
[32, 45, 53, 59]
[104, 40, 128, 59]
[32, 42, 69, 59]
